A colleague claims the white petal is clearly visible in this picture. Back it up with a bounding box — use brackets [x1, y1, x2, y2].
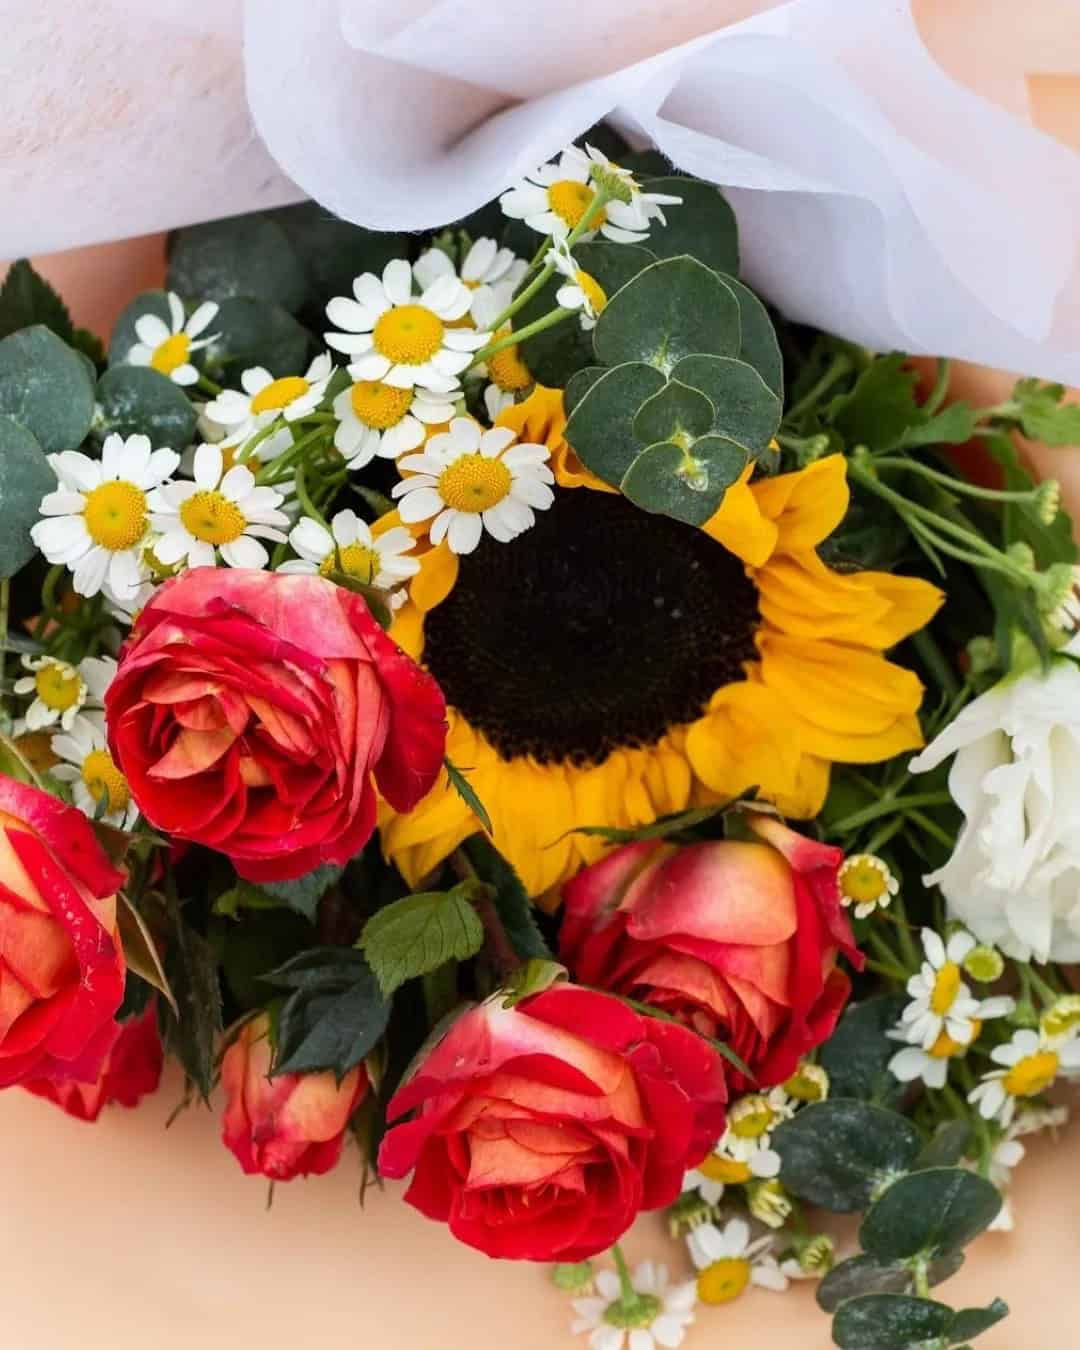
[72, 546, 111, 598]
[166, 291, 185, 334]
[221, 464, 257, 501]
[382, 259, 414, 306]
[396, 487, 444, 523]
[193, 443, 224, 489]
[241, 367, 272, 395]
[134, 313, 170, 347]
[171, 364, 199, 386]
[221, 535, 269, 569]
[346, 351, 394, 381]
[185, 301, 219, 338]
[413, 248, 455, 291]
[326, 296, 379, 333]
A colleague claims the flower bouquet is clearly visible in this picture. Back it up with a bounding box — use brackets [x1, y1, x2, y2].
[2, 127, 1080, 1350]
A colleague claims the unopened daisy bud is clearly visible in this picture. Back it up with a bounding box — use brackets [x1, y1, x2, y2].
[784, 1062, 830, 1104]
[1038, 560, 1079, 616]
[796, 1234, 835, 1277]
[667, 1191, 714, 1238]
[1035, 478, 1062, 525]
[588, 162, 635, 205]
[747, 1178, 792, 1229]
[1040, 994, 1080, 1046]
[552, 1260, 594, 1294]
[962, 943, 1005, 983]
[798, 433, 830, 464]
[965, 634, 998, 676]
[1007, 541, 1036, 571]
[838, 853, 898, 919]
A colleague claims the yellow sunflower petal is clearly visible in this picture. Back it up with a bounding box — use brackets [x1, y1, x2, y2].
[408, 540, 458, 614]
[751, 454, 850, 556]
[702, 464, 779, 567]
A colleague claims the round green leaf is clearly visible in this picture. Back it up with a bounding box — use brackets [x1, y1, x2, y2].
[564, 366, 606, 418]
[621, 434, 746, 526]
[564, 361, 666, 486]
[0, 415, 54, 578]
[108, 290, 173, 367]
[642, 177, 740, 275]
[167, 214, 308, 312]
[948, 1300, 1009, 1343]
[593, 258, 740, 375]
[859, 1168, 1003, 1261]
[721, 274, 784, 397]
[913, 1121, 973, 1171]
[633, 380, 715, 446]
[818, 994, 908, 1107]
[0, 325, 95, 452]
[96, 366, 197, 450]
[773, 1100, 922, 1212]
[202, 297, 311, 379]
[266, 203, 406, 314]
[670, 354, 782, 452]
[832, 1294, 952, 1349]
[818, 1252, 964, 1315]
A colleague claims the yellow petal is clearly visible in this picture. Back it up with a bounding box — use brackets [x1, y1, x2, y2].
[702, 464, 778, 567]
[751, 455, 850, 556]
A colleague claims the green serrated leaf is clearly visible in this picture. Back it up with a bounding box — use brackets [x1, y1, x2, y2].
[445, 757, 492, 834]
[641, 178, 739, 275]
[593, 257, 740, 375]
[500, 957, 568, 1007]
[773, 1100, 922, 1212]
[720, 274, 783, 398]
[827, 354, 921, 453]
[160, 902, 223, 1100]
[0, 325, 95, 452]
[817, 994, 909, 1107]
[167, 214, 308, 312]
[213, 880, 285, 919]
[621, 434, 746, 525]
[0, 260, 75, 344]
[817, 1252, 964, 1314]
[1009, 378, 1080, 446]
[202, 297, 312, 379]
[0, 416, 54, 578]
[671, 354, 782, 452]
[632, 379, 715, 446]
[360, 885, 485, 997]
[262, 947, 390, 1079]
[832, 1294, 952, 1349]
[898, 402, 978, 448]
[859, 1168, 1002, 1261]
[462, 835, 552, 962]
[95, 365, 198, 450]
[564, 361, 666, 486]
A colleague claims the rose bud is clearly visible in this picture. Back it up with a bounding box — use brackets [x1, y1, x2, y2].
[106, 569, 447, 882]
[559, 815, 862, 1092]
[378, 985, 728, 1261]
[0, 774, 127, 1088]
[221, 1012, 368, 1181]
[22, 1004, 163, 1122]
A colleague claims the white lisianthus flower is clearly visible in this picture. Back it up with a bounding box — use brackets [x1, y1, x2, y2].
[909, 655, 1080, 962]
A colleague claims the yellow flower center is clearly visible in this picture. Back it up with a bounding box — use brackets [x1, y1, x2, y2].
[319, 542, 381, 584]
[785, 1066, 828, 1103]
[928, 1020, 981, 1059]
[930, 961, 962, 1015]
[83, 480, 148, 551]
[372, 304, 445, 365]
[180, 491, 247, 545]
[488, 330, 532, 392]
[1003, 1050, 1059, 1098]
[251, 375, 310, 414]
[697, 1258, 751, 1306]
[697, 1154, 752, 1185]
[438, 453, 512, 513]
[547, 179, 606, 231]
[150, 332, 192, 376]
[350, 380, 413, 429]
[81, 749, 130, 813]
[575, 269, 607, 314]
[730, 1097, 775, 1140]
[33, 662, 84, 712]
[1041, 997, 1080, 1041]
[839, 856, 890, 904]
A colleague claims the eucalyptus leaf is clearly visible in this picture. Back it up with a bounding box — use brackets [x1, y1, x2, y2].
[817, 994, 908, 1107]
[621, 434, 746, 526]
[642, 177, 740, 275]
[0, 325, 95, 452]
[96, 366, 198, 449]
[564, 361, 665, 486]
[563, 366, 607, 418]
[0, 416, 54, 578]
[201, 297, 311, 379]
[671, 354, 782, 452]
[913, 1121, 972, 1171]
[721, 274, 783, 398]
[817, 1252, 964, 1314]
[948, 1300, 1009, 1342]
[832, 1294, 952, 1348]
[773, 1100, 922, 1211]
[632, 380, 715, 446]
[167, 214, 308, 312]
[859, 1168, 1002, 1261]
[359, 885, 485, 997]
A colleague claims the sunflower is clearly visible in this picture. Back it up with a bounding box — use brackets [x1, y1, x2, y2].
[378, 387, 942, 896]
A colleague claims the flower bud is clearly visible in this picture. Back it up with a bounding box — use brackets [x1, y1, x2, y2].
[1007, 541, 1036, 571]
[552, 1261, 595, 1294]
[667, 1190, 715, 1238]
[796, 1234, 835, 1277]
[784, 1062, 830, 1103]
[964, 635, 998, 676]
[962, 943, 1005, 983]
[1040, 994, 1080, 1046]
[747, 1178, 792, 1229]
[1035, 478, 1062, 526]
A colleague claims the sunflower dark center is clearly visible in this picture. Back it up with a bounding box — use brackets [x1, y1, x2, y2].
[423, 488, 761, 764]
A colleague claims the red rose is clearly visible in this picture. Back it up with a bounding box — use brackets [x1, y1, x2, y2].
[22, 1004, 163, 1122]
[0, 774, 126, 1088]
[106, 568, 447, 882]
[220, 1012, 369, 1180]
[378, 985, 728, 1261]
[559, 815, 862, 1092]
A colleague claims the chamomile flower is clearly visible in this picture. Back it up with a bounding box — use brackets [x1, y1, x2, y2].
[51, 718, 138, 830]
[413, 239, 527, 326]
[14, 656, 88, 732]
[332, 376, 457, 469]
[392, 417, 554, 554]
[204, 354, 334, 444]
[687, 1219, 788, 1304]
[577, 143, 683, 235]
[783, 1062, 830, 1103]
[31, 434, 180, 603]
[721, 1089, 794, 1161]
[323, 259, 488, 391]
[968, 1028, 1080, 1128]
[279, 510, 418, 603]
[779, 1236, 835, 1281]
[986, 1134, 1027, 1232]
[570, 1261, 696, 1350]
[125, 292, 219, 386]
[838, 853, 899, 919]
[547, 237, 608, 330]
[683, 1133, 782, 1208]
[899, 929, 1015, 1052]
[149, 443, 289, 571]
[887, 1019, 982, 1091]
[747, 1179, 793, 1229]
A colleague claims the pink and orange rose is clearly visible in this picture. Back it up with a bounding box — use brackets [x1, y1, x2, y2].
[22, 1004, 163, 1122]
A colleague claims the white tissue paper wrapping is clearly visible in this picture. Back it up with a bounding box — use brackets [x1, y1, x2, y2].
[3, 0, 1080, 380]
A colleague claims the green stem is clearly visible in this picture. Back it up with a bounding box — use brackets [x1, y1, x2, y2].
[829, 791, 954, 835]
[32, 565, 64, 641]
[470, 308, 575, 370]
[865, 955, 911, 983]
[912, 1260, 931, 1300]
[610, 1244, 636, 1304]
[1019, 963, 1061, 1008]
[783, 354, 853, 424]
[908, 808, 955, 849]
[863, 815, 906, 859]
[0, 729, 44, 789]
[196, 374, 223, 397]
[911, 627, 960, 701]
[293, 462, 328, 531]
[873, 454, 1042, 505]
[923, 358, 951, 418]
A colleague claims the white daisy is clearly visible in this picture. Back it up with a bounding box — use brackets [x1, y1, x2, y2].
[51, 717, 138, 830]
[323, 259, 488, 392]
[968, 1028, 1080, 1128]
[986, 1135, 1026, 1232]
[500, 145, 681, 245]
[720, 1088, 795, 1161]
[391, 417, 554, 555]
[105, 580, 159, 628]
[570, 1261, 696, 1350]
[125, 291, 219, 387]
[31, 434, 180, 603]
[204, 354, 334, 447]
[898, 929, 1015, 1052]
[683, 1134, 781, 1208]
[687, 1218, 788, 1304]
[332, 377, 457, 469]
[413, 239, 527, 326]
[838, 853, 899, 919]
[887, 1021, 980, 1091]
[547, 237, 608, 330]
[148, 443, 289, 571]
[14, 656, 88, 733]
[279, 510, 418, 604]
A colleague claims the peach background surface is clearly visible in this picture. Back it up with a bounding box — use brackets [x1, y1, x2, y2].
[3, 2, 1080, 1346]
